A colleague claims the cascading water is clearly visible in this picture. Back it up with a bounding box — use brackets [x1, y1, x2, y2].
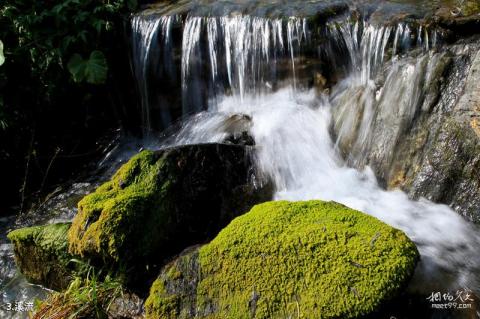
[180, 15, 308, 109]
[132, 13, 309, 124]
[142, 13, 480, 296]
[172, 89, 480, 294]
[131, 14, 178, 134]
[2, 2, 479, 318]
[327, 20, 447, 171]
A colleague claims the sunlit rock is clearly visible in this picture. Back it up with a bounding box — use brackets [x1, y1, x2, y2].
[7, 223, 73, 290]
[68, 143, 271, 277]
[145, 200, 419, 319]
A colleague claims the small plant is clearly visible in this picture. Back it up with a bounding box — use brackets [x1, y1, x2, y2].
[32, 263, 124, 319]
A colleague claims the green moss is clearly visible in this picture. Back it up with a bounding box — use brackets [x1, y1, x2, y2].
[8, 223, 70, 253]
[145, 278, 180, 319]
[146, 200, 419, 319]
[68, 144, 267, 274]
[8, 223, 73, 290]
[68, 150, 171, 264]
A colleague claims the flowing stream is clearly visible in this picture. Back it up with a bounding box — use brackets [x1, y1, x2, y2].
[2, 2, 480, 318]
[136, 13, 480, 297]
[172, 87, 480, 293]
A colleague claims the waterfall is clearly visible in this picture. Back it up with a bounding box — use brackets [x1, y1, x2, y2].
[326, 20, 445, 169]
[171, 86, 480, 293]
[131, 14, 177, 135]
[180, 15, 307, 110]
[130, 12, 480, 293]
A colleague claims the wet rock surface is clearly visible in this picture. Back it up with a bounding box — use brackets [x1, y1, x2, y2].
[333, 40, 480, 222]
[108, 293, 145, 319]
[406, 48, 480, 222]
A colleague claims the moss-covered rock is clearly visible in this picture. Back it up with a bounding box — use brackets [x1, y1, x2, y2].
[68, 143, 271, 273]
[7, 223, 73, 290]
[145, 200, 419, 319]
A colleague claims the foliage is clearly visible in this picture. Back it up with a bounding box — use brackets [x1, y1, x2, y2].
[0, 0, 136, 126]
[8, 223, 126, 318]
[1, 0, 136, 85]
[68, 51, 108, 85]
[32, 269, 123, 319]
[146, 200, 419, 319]
[0, 0, 137, 216]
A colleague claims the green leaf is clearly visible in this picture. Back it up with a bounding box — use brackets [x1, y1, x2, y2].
[85, 51, 107, 84]
[67, 51, 108, 85]
[0, 40, 5, 66]
[67, 53, 86, 83]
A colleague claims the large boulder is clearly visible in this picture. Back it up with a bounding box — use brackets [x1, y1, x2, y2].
[7, 223, 73, 290]
[145, 200, 419, 319]
[68, 143, 271, 272]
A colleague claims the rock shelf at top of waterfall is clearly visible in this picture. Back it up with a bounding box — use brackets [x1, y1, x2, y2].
[137, 0, 479, 21]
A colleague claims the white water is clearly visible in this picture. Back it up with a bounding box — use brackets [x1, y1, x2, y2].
[131, 15, 176, 134]
[180, 15, 307, 104]
[136, 15, 480, 293]
[172, 88, 480, 293]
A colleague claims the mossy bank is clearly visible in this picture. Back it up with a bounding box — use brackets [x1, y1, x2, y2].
[68, 143, 271, 276]
[146, 200, 419, 319]
[7, 223, 74, 290]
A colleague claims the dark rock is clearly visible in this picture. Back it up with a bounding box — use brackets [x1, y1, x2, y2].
[434, 3, 480, 39]
[224, 131, 255, 146]
[220, 114, 256, 146]
[68, 143, 272, 278]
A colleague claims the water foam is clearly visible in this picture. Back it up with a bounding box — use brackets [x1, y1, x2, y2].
[172, 88, 480, 293]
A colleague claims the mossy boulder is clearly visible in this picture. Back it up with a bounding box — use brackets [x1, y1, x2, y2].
[7, 223, 73, 290]
[68, 143, 271, 272]
[145, 200, 419, 319]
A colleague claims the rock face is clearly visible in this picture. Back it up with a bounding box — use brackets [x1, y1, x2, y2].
[68, 143, 271, 272]
[333, 43, 480, 222]
[405, 48, 480, 221]
[7, 223, 73, 291]
[145, 200, 419, 319]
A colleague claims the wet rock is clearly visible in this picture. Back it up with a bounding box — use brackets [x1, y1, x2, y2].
[145, 200, 419, 319]
[392, 47, 480, 222]
[220, 114, 256, 145]
[7, 223, 74, 290]
[68, 143, 272, 277]
[221, 114, 252, 134]
[332, 41, 480, 222]
[108, 293, 144, 319]
[224, 131, 255, 146]
[409, 119, 480, 222]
